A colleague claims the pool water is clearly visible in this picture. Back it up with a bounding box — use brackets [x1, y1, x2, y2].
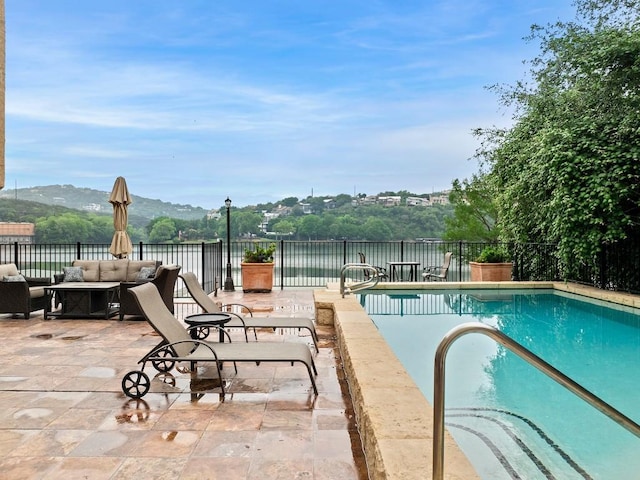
[360, 289, 640, 480]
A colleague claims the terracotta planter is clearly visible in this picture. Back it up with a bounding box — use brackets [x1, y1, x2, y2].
[241, 262, 274, 292]
[469, 262, 513, 281]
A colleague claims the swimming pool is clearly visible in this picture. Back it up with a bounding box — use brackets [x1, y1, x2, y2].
[359, 289, 640, 479]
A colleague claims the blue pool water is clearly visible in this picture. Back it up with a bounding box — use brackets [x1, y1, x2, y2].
[359, 289, 640, 480]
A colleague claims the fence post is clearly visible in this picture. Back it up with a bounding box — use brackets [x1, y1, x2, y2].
[458, 241, 463, 281]
[343, 240, 347, 266]
[76, 242, 81, 259]
[139, 241, 144, 260]
[200, 241, 206, 288]
[13, 241, 18, 268]
[280, 239, 284, 290]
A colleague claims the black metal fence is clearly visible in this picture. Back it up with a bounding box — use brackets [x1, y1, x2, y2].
[0, 241, 223, 296]
[1, 239, 639, 295]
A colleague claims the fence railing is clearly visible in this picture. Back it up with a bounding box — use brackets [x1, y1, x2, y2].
[0, 241, 223, 296]
[2, 240, 639, 295]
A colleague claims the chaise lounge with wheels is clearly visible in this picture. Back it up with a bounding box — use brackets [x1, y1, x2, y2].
[121, 282, 318, 398]
[179, 272, 319, 352]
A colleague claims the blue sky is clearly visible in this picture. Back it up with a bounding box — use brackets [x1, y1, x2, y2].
[6, 0, 575, 209]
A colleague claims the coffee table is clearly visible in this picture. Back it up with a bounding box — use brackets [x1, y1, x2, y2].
[45, 282, 120, 319]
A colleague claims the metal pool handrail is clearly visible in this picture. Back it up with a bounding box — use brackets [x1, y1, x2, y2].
[339, 263, 380, 297]
[432, 322, 640, 480]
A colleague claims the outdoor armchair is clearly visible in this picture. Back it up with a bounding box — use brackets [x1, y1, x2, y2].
[423, 252, 452, 281]
[0, 263, 51, 319]
[357, 252, 388, 281]
[119, 264, 181, 320]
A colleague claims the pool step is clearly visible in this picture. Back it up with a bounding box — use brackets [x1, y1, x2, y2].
[446, 407, 593, 480]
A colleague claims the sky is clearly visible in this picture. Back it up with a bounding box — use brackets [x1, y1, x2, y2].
[6, 0, 576, 209]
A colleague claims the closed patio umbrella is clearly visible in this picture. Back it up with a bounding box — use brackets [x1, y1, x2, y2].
[109, 176, 133, 259]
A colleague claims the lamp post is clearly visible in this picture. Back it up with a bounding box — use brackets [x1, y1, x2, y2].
[223, 197, 235, 291]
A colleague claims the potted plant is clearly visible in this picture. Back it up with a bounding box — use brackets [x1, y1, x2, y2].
[241, 242, 276, 292]
[469, 245, 513, 281]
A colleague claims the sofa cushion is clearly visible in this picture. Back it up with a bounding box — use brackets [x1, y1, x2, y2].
[0, 263, 19, 278]
[3, 273, 26, 282]
[126, 260, 159, 282]
[72, 260, 99, 282]
[63, 266, 84, 282]
[98, 260, 129, 282]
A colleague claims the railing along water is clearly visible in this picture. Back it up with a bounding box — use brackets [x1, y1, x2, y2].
[3, 240, 640, 294]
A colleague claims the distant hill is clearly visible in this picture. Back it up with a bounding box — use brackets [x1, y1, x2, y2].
[0, 185, 210, 222]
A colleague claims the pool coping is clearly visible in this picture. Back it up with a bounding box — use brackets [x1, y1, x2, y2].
[313, 281, 640, 480]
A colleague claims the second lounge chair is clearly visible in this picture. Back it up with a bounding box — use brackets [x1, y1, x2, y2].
[122, 282, 318, 398]
[180, 272, 319, 352]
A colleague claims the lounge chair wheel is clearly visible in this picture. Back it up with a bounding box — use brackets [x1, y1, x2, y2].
[191, 325, 210, 340]
[122, 371, 151, 399]
[151, 347, 177, 372]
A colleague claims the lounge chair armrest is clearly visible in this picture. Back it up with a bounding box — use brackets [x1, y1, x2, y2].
[54, 273, 65, 284]
[25, 277, 52, 287]
[221, 302, 254, 316]
[225, 312, 247, 327]
[0, 281, 29, 295]
[148, 339, 224, 360]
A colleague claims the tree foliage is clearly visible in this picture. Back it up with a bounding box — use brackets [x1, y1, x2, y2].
[444, 175, 498, 241]
[474, 0, 640, 270]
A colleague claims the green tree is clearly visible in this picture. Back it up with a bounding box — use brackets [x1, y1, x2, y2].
[234, 211, 263, 238]
[280, 196, 299, 207]
[148, 217, 177, 243]
[475, 0, 640, 270]
[361, 217, 393, 241]
[444, 175, 498, 241]
[271, 219, 296, 238]
[297, 215, 323, 240]
[35, 213, 92, 243]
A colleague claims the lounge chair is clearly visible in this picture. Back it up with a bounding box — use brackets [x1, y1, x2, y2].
[179, 272, 319, 352]
[122, 282, 318, 398]
[423, 252, 452, 281]
[357, 252, 388, 281]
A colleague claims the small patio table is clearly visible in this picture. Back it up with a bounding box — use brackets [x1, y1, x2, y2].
[184, 313, 232, 342]
[386, 261, 421, 282]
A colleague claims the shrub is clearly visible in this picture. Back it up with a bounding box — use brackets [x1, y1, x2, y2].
[243, 242, 276, 263]
[475, 246, 510, 263]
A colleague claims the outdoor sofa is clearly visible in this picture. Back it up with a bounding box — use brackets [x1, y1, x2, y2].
[54, 259, 180, 320]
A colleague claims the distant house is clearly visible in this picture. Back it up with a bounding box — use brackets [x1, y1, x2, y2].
[358, 195, 378, 206]
[378, 196, 402, 207]
[430, 192, 450, 205]
[406, 196, 431, 207]
[0, 222, 35, 244]
[82, 203, 103, 212]
[323, 198, 336, 209]
[299, 203, 313, 214]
